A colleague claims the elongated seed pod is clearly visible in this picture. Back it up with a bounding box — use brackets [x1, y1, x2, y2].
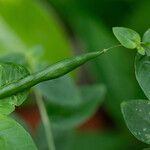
[0, 50, 106, 99]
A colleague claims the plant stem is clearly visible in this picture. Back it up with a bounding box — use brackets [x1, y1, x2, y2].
[34, 89, 55, 150]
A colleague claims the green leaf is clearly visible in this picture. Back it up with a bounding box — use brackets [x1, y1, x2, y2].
[38, 75, 81, 107]
[135, 54, 150, 100]
[144, 148, 150, 150]
[0, 63, 29, 115]
[121, 100, 150, 144]
[113, 27, 141, 50]
[143, 29, 150, 56]
[0, 114, 37, 150]
[43, 82, 105, 129]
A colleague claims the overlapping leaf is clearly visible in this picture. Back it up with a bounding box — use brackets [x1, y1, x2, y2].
[38, 75, 81, 107]
[38, 76, 105, 129]
[135, 29, 150, 100]
[143, 29, 150, 56]
[0, 63, 29, 115]
[0, 114, 37, 150]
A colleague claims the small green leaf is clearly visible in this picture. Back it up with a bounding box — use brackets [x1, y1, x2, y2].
[143, 29, 150, 56]
[113, 27, 141, 49]
[121, 100, 150, 144]
[0, 115, 37, 150]
[0, 63, 29, 115]
[144, 148, 150, 150]
[135, 54, 150, 100]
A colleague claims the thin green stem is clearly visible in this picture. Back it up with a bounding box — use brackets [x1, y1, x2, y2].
[34, 89, 55, 150]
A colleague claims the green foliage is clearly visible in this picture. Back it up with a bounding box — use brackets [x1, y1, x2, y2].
[0, 49, 106, 100]
[38, 76, 81, 107]
[113, 27, 145, 55]
[0, 0, 149, 149]
[0, 1, 112, 149]
[120, 27, 150, 148]
[46, 0, 150, 149]
[134, 29, 150, 100]
[47, 1, 143, 127]
[113, 27, 141, 49]
[135, 54, 150, 100]
[0, 40, 107, 149]
[0, 114, 37, 150]
[0, 63, 29, 115]
[143, 29, 150, 56]
[43, 81, 105, 129]
[121, 100, 150, 144]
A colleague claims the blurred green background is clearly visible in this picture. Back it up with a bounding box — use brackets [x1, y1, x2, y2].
[0, 0, 149, 149]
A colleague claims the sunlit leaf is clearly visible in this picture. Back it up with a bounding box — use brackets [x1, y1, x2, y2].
[113, 27, 142, 51]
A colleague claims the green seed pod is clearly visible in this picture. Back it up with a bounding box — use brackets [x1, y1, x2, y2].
[0, 50, 107, 99]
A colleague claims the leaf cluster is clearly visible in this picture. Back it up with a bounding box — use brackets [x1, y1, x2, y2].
[113, 27, 150, 149]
